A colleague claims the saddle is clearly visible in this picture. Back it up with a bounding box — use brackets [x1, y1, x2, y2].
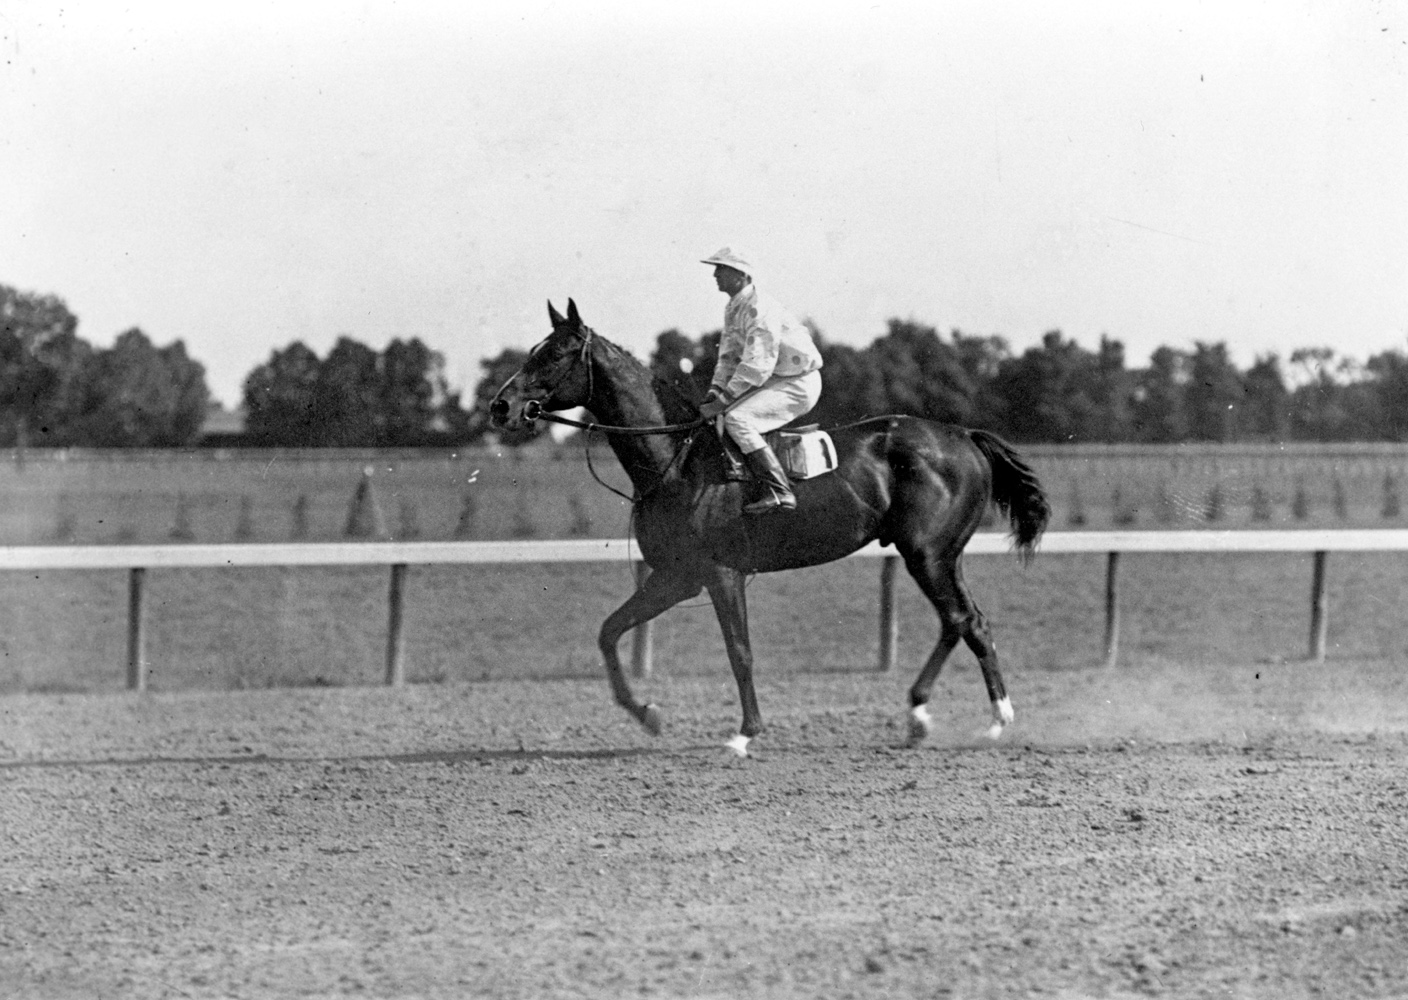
[720, 426, 839, 483]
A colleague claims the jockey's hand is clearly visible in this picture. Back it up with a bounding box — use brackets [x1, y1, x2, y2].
[698, 394, 728, 420]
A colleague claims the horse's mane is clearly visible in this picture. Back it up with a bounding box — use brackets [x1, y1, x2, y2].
[591, 330, 701, 427]
[649, 370, 704, 424]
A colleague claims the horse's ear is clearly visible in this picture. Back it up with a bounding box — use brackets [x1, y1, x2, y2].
[547, 300, 565, 326]
[566, 298, 581, 326]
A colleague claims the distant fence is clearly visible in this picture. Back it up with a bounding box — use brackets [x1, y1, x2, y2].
[4, 530, 1407, 690]
[8, 442, 1408, 549]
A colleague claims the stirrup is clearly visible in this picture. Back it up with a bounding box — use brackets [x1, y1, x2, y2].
[720, 438, 749, 482]
[743, 487, 797, 516]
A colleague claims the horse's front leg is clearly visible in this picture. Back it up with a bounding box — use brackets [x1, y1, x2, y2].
[599, 566, 703, 734]
[704, 565, 762, 756]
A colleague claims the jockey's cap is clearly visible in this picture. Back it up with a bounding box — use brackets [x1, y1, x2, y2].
[700, 246, 755, 276]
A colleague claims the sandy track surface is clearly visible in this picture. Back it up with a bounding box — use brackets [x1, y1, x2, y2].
[3, 659, 1407, 999]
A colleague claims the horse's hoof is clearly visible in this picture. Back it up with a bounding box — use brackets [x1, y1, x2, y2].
[986, 696, 1014, 740]
[641, 704, 663, 736]
[724, 734, 751, 758]
[906, 704, 932, 747]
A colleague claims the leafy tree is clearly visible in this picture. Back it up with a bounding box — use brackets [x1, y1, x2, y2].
[242, 342, 322, 446]
[1288, 347, 1355, 441]
[812, 325, 1008, 431]
[948, 330, 1011, 430]
[314, 337, 382, 447]
[1365, 347, 1408, 440]
[0, 285, 91, 448]
[990, 330, 1113, 442]
[866, 319, 980, 425]
[74, 328, 210, 446]
[1184, 342, 1246, 441]
[437, 386, 478, 443]
[1088, 336, 1137, 442]
[1131, 346, 1190, 443]
[1240, 354, 1291, 441]
[808, 340, 889, 428]
[379, 338, 449, 446]
[245, 336, 462, 447]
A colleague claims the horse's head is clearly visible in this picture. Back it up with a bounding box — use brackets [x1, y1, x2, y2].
[489, 298, 596, 432]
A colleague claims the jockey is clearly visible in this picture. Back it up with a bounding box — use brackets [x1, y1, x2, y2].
[696, 247, 823, 514]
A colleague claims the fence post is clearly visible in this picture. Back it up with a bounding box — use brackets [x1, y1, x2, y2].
[1309, 550, 1328, 662]
[385, 563, 408, 685]
[1102, 551, 1121, 668]
[878, 555, 900, 672]
[126, 567, 147, 691]
[631, 560, 653, 678]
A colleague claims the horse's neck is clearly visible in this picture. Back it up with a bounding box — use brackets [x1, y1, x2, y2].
[585, 340, 695, 492]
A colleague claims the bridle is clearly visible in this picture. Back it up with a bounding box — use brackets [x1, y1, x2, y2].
[522, 326, 707, 437]
[520, 325, 708, 503]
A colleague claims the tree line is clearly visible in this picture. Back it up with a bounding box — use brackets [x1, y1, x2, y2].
[477, 321, 1408, 445]
[1, 285, 208, 447]
[6, 281, 1408, 447]
[2, 283, 471, 449]
[240, 337, 472, 447]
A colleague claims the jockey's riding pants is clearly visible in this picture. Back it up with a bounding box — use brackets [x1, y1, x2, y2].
[720, 370, 822, 454]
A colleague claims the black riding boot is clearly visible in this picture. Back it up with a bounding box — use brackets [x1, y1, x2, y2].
[742, 444, 796, 515]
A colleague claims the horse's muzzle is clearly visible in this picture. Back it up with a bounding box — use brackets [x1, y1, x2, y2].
[487, 395, 543, 429]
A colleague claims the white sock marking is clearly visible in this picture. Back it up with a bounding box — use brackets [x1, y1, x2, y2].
[725, 734, 751, 757]
[987, 696, 1015, 739]
[906, 704, 932, 746]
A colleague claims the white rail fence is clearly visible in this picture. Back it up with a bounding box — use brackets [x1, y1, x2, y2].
[4, 530, 1407, 690]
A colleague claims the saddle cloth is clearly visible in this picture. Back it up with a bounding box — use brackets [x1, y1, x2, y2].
[766, 425, 839, 481]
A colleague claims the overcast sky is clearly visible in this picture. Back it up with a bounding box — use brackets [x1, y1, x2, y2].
[3, 1, 1405, 407]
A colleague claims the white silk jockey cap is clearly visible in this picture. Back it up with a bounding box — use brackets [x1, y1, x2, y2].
[700, 246, 755, 275]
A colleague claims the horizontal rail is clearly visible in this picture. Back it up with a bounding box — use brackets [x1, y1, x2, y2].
[1014, 529, 1408, 554]
[0, 538, 645, 570]
[5, 529, 1408, 571]
[6, 530, 1406, 690]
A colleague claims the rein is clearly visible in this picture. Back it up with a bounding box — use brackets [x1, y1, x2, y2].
[534, 403, 705, 504]
[524, 401, 706, 437]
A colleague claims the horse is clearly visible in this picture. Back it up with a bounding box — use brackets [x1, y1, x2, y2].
[489, 299, 1050, 755]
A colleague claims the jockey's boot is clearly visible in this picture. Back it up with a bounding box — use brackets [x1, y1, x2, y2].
[720, 434, 749, 482]
[742, 444, 796, 515]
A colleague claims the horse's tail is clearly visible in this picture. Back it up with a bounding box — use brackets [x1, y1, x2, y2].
[969, 429, 1050, 561]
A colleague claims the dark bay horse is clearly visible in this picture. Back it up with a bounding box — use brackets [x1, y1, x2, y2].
[490, 300, 1050, 754]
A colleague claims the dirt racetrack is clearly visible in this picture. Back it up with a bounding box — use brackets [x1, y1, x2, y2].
[3, 657, 1407, 999]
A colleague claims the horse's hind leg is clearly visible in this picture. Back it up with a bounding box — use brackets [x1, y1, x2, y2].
[962, 596, 1013, 739]
[900, 547, 1011, 744]
[598, 568, 703, 734]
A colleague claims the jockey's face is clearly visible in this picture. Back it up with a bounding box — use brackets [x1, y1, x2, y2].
[713, 265, 749, 296]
